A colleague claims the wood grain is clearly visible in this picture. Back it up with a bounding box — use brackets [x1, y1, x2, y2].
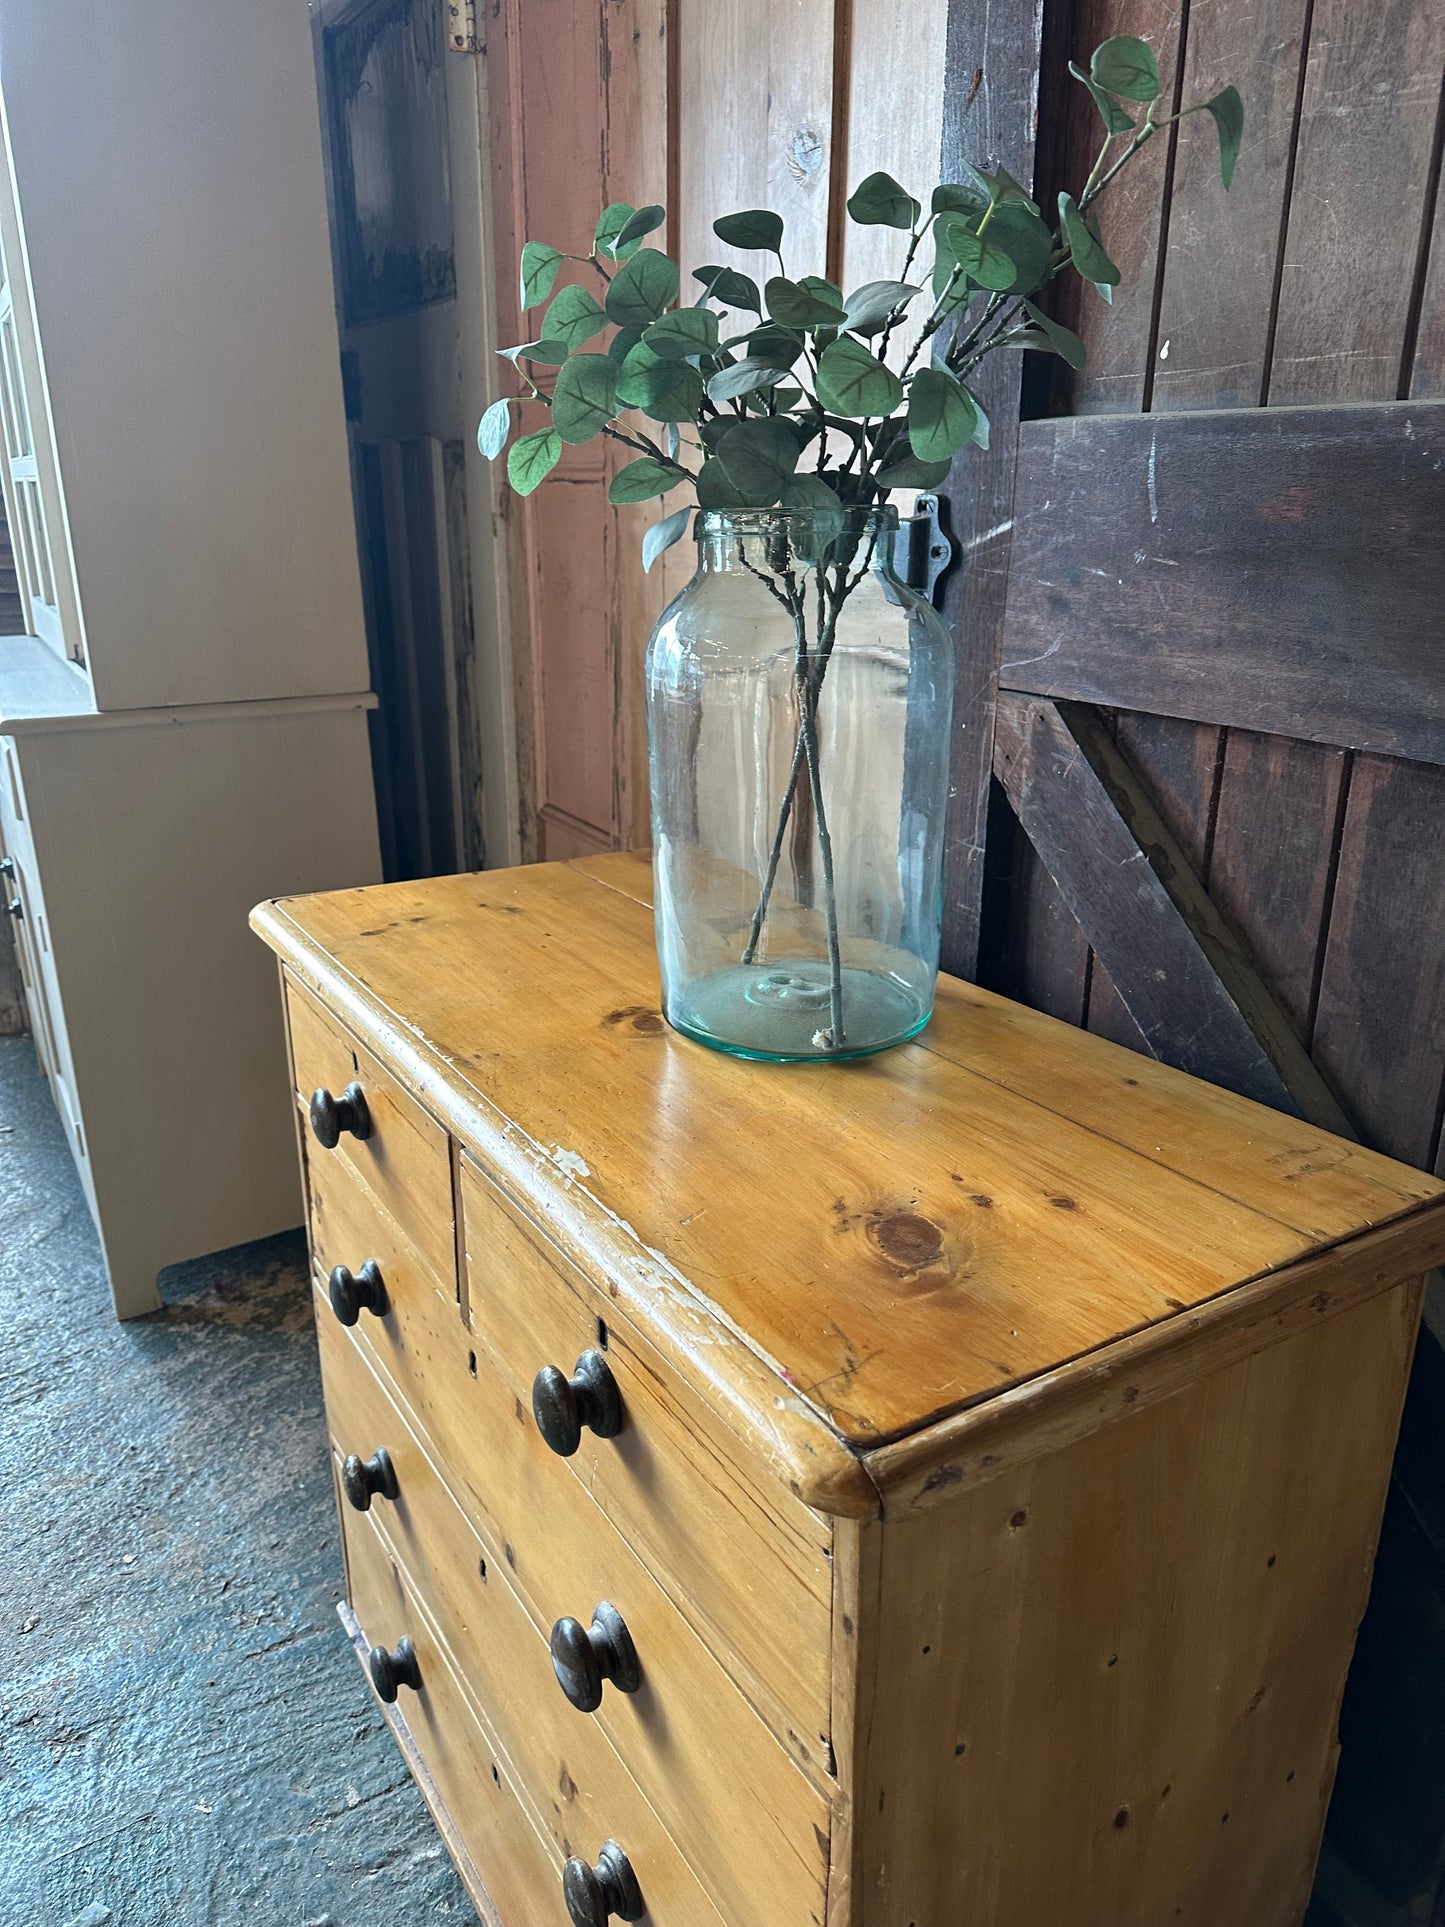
[254, 863, 1444, 1482]
[1000, 403, 1445, 763]
[323, 1311, 827, 1927]
[343, 1497, 736, 1927]
[336, 1594, 558, 1927]
[936, 0, 1044, 977]
[1312, 753, 1445, 1169]
[458, 1154, 838, 1786]
[1151, 0, 1312, 411]
[288, 982, 455, 1293]
[992, 693, 1351, 1127]
[1268, 0, 1445, 405]
[850, 1278, 1421, 1925]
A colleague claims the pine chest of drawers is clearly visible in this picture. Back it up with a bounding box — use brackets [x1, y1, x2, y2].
[253, 852, 1445, 1927]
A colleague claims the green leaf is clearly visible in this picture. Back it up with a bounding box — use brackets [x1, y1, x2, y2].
[1059, 192, 1122, 292]
[551, 354, 619, 443]
[643, 308, 720, 359]
[643, 505, 691, 572]
[713, 208, 784, 253]
[877, 448, 954, 489]
[706, 356, 784, 405]
[543, 284, 608, 351]
[520, 242, 563, 310]
[1021, 301, 1087, 368]
[907, 366, 979, 462]
[715, 418, 800, 504]
[778, 474, 841, 512]
[478, 398, 511, 460]
[766, 275, 847, 328]
[937, 217, 1017, 292]
[932, 182, 989, 219]
[594, 203, 636, 258]
[985, 202, 1056, 295]
[816, 337, 904, 418]
[800, 274, 845, 308]
[498, 338, 570, 366]
[608, 456, 680, 505]
[605, 249, 681, 329]
[842, 280, 921, 336]
[1206, 85, 1244, 189]
[968, 390, 990, 450]
[1090, 33, 1160, 103]
[1068, 60, 1136, 134]
[694, 264, 762, 312]
[847, 170, 921, 230]
[744, 323, 804, 368]
[608, 325, 646, 364]
[964, 163, 1039, 216]
[614, 203, 667, 252]
[507, 428, 561, 495]
[695, 455, 749, 509]
[616, 342, 705, 421]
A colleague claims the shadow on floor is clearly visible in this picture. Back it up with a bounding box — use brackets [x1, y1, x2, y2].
[0, 1037, 475, 1926]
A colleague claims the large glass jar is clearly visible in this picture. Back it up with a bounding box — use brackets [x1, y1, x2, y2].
[645, 506, 954, 1061]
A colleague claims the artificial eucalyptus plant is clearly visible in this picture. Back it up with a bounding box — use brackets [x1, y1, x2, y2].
[479, 34, 1241, 1048]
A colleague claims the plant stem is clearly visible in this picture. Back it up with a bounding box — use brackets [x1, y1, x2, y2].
[798, 673, 845, 1046]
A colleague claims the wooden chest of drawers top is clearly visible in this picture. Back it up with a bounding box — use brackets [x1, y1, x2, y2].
[252, 850, 1445, 1518]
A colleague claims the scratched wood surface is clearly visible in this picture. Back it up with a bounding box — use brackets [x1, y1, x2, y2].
[253, 859, 1445, 1467]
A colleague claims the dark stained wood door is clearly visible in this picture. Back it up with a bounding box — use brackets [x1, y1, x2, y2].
[935, 2, 1444, 1918]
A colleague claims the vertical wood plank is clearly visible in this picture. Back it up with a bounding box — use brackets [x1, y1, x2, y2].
[1151, 0, 1312, 412]
[601, 0, 671, 848]
[1409, 154, 1445, 399]
[838, 0, 949, 369]
[937, 0, 1044, 978]
[1312, 753, 1445, 1167]
[1000, 834, 1092, 1027]
[1036, 0, 1187, 416]
[1207, 732, 1348, 1042]
[0, 920, 23, 1035]
[1268, 0, 1445, 406]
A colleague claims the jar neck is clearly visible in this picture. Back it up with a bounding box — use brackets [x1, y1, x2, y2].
[694, 508, 901, 579]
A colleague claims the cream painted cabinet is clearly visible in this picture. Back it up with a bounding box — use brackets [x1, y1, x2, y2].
[0, 0, 381, 1315]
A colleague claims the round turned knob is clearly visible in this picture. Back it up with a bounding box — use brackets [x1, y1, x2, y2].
[367, 1635, 421, 1704]
[328, 1259, 387, 1327]
[341, 1446, 399, 1512]
[562, 1841, 644, 1927]
[550, 1601, 640, 1711]
[309, 1081, 372, 1149]
[531, 1350, 623, 1458]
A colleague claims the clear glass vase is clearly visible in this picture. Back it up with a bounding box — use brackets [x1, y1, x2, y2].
[645, 505, 955, 1061]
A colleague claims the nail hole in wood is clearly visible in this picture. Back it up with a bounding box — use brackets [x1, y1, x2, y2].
[597, 1317, 609, 1350]
[468, 1351, 477, 1377]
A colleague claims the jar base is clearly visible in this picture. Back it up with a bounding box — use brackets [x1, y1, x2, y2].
[665, 960, 932, 1062]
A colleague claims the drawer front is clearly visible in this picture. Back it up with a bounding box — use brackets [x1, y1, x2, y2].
[318, 1299, 829, 1927]
[307, 1149, 471, 1457]
[458, 1156, 834, 1780]
[341, 1505, 562, 1927]
[287, 981, 454, 1290]
[342, 1478, 733, 1927]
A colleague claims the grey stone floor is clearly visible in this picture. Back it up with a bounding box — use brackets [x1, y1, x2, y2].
[0, 1036, 475, 1926]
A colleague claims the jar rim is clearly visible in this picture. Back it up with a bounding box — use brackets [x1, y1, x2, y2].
[694, 504, 900, 537]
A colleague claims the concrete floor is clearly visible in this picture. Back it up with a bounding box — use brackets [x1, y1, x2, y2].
[0, 1037, 475, 1926]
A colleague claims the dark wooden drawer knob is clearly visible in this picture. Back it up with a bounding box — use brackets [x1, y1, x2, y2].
[341, 1447, 398, 1512]
[550, 1601, 639, 1711]
[562, 1841, 643, 1927]
[366, 1635, 421, 1704]
[309, 1081, 372, 1149]
[531, 1349, 623, 1457]
[328, 1260, 387, 1326]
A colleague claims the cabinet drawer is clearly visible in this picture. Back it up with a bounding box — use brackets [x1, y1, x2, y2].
[318, 1297, 829, 1927]
[287, 981, 454, 1290]
[341, 1505, 562, 1927]
[342, 1474, 732, 1927]
[458, 1155, 834, 1782]
[307, 1149, 472, 1459]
